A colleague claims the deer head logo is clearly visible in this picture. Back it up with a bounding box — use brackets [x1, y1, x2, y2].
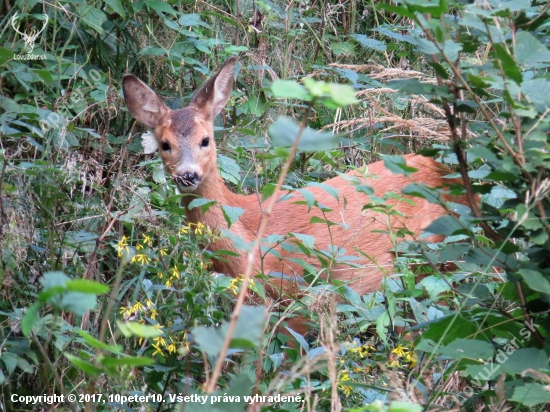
[11, 12, 49, 55]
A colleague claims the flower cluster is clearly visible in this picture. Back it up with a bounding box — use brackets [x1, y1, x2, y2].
[120, 299, 190, 357]
[228, 274, 255, 295]
[387, 344, 417, 368]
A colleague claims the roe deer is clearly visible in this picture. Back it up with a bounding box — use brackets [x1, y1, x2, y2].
[122, 57, 462, 307]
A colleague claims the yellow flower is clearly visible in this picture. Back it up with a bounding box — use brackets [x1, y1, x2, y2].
[229, 278, 239, 294]
[181, 225, 190, 234]
[145, 299, 154, 308]
[166, 337, 177, 354]
[152, 343, 163, 356]
[194, 222, 204, 235]
[172, 266, 180, 278]
[338, 372, 352, 396]
[142, 234, 152, 246]
[132, 253, 151, 265]
[387, 356, 401, 368]
[339, 384, 352, 396]
[119, 305, 132, 319]
[115, 236, 130, 257]
[154, 336, 166, 347]
[166, 279, 172, 288]
[159, 248, 167, 256]
[136, 243, 144, 251]
[150, 308, 158, 321]
[132, 301, 145, 313]
[392, 345, 408, 357]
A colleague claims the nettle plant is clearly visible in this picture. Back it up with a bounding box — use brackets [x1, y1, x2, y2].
[364, 0, 550, 409]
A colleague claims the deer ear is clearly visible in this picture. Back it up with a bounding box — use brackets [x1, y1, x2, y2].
[191, 56, 237, 117]
[122, 74, 170, 129]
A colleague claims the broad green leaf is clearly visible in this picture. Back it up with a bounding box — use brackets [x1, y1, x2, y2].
[64, 354, 102, 376]
[104, 0, 126, 18]
[269, 117, 342, 152]
[492, 44, 522, 83]
[22, 302, 40, 337]
[101, 356, 155, 367]
[424, 215, 464, 236]
[192, 306, 265, 356]
[389, 402, 423, 412]
[289, 232, 315, 249]
[0, 47, 14, 66]
[419, 275, 452, 299]
[351, 34, 386, 52]
[117, 321, 163, 338]
[307, 182, 341, 202]
[76, 330, 122, 353]
[521, 78, 550, 106]
[40, 271, 70, 289]
[381, 155, 418, 175]
[78, 5, 107, 34]
[188, 197, 217, 212]
[502, 348, 548, 375]
[221, 205, 244, 228]
[516, 269, 550, 294]
[438, 338, 494, 360]
[510, 383, 550, 406]
[515, 32, 550, 67]
[271, 80, 310, 100]
[146, 1, 178, 16]
[66, 279, 109, 294]
[297, 188, 315, 211]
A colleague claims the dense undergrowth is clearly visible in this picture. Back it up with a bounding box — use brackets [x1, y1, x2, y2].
[1, 0, 549, 411]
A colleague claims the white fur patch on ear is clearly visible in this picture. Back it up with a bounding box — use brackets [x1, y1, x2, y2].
[141, 131, 159, 154]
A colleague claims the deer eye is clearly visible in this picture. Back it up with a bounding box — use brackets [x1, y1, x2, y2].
[161, 142, 171, 151]
[201, 137, 210, 148]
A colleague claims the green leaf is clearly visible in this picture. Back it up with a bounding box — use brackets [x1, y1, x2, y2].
[147, 1, 178, 16]
[221, 205, 244, 228]
[419, 275, 452, 299]
[40, 271, 70, 289]
[76, 330, 122, 353]
[492, 44, 522, 83]
[424, 215, 464, 236]
[188, 197, 217, 212]
[0, 47, 14, 66]
[510, 383, 550, 406]
[271, 80, 310, 100]
[307, 182, 341, 202]
[351, 34, 386, 52]
[192, 306, 265, 356]
[381, 155, 418, 175]
[65, 279, 109, 294]
[516, 269, 550, 294]
[261, 183, 277, 202]
[297, 188, 315, 211]
[438, 338, 494, 360]
[64, 354, 102, 376]
[100, 356, 155, 367]
[406, 0, 448, 17]
[289, 232, 315, 249]
[22, 302, 40, 337]
[269, 117, 342, 152]
[79, 5, 107, 34]
[389, 402, 423, 412]
[502, 348, 548, 375]
[515, 32, 550, 67]
[117, 321, 163, 338]
[521, 78, 550, 106]
[104, 0, 126, 19]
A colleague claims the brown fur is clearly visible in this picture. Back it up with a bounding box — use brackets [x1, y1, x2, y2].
[123, 58, 462, 331]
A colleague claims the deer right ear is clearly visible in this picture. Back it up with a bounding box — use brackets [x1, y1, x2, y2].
[122, 74, 170, 129]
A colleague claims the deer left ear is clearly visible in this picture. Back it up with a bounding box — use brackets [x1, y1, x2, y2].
[191, 56, 237, 117]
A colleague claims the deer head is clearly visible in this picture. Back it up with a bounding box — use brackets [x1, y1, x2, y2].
[122, 57, 237, 193]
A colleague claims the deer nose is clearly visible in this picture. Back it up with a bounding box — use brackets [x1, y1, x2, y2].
[174, 172, 200, 187]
